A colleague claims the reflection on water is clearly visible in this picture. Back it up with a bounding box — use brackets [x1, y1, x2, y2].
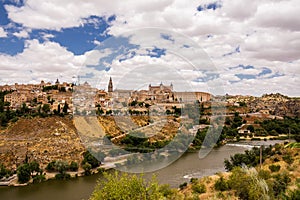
[0, 140, 285, 200]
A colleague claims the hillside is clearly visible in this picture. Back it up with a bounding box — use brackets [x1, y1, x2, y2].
[179, 143, 300, 199]
[0, 116, 85, 170]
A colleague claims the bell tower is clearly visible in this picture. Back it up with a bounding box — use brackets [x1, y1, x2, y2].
[108, 77, 113, 93]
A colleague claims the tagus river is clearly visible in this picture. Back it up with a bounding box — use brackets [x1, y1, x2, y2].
[0, 140, 283, 200]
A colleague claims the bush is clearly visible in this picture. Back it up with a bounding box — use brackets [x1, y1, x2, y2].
[228, 167, 269, 200]
[190, 177, 198, 184]
[55, 173, 71, 180]
[284, 185, 300, 200]
[82, 151, 101, 168]
[158, 184, 178, 198]
[82, 163, 92, 176]
[55, 160, 69, 174]
[258, 169, 271, 180]
[32, 174, 46, 183]
[0, 163, 12, 179]
[214, 176, 229, 191]
[283, 154, 294, 165]
[269, 164, 281, 172]
[46, 161, 56, 172]
[179, 182, 187, 190]
[69, 161, 79, 171]
[90, 172, 164, 200]
[191, 183, 206, 194]
[270, 172, 291, 197]
[17, 164, 31, 183]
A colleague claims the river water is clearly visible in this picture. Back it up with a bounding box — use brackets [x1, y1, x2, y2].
[0, 140, 284, 200]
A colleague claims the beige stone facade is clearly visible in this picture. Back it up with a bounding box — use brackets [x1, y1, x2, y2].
[1, 79, 211, 114]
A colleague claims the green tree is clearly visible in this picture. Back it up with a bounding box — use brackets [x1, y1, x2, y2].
[17, 163, 31, 183]
[42, 104, 50, 113]
[69, 161, 79, 171]
[0, 163, 12, 179]
[46, 161, 56, 172]
[269, 164, 281, 172]
[82, 151, 101, 168]
[214, 176, 229, 191]
[82, 163, 92, 176]
[90, 172, 163, 200]
[247, 125, 255, 133]
[191, 183, 206, 194]
[29, 161, 40, 175]
[55, 160, 69, 174]
[228, 167, 269, 200]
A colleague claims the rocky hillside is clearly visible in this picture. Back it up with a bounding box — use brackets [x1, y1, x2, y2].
[0, 116, 85, 170]
[227, 93, 300, 117]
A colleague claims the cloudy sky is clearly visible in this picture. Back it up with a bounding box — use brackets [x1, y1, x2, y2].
[0, 0, 299, 96]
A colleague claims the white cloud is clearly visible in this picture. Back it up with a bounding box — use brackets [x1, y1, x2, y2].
[13, 29, 30, 38]
[221, 0, 258, 20]
[0, 27, 8, 37]
[2, 0, 300, 96]
[41, 32, 55, 40]
[0, 39, 108, 84]
[253, 0, 300, 31]
[93, 40, 101, 46]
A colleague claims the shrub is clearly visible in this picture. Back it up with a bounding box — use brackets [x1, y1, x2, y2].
[55, 173, 71, 180]
[191, 183, 206, 194]
[17, 164, 31, 183]
[82, 151, 101, 168]
[46, 161, 56, 172]
[0, 163, 12, 179]
[55, 160, 69, 174]
[282, 154, 294, 165]
[228, 167, 269, 200]
[190, 177, 198, 184]
[179, 182, 187, 190]
[270, 172, 291, 197]
[90, 172, 164, 200]
[269, 164, 281, 172]
[69, 161, 79, 171]
[214, 176, 229, 191]
[82, 163, 92, 176]
[258, 169, 271, 180]
[32, 174, 46, 183]
[158, 184, 179, 198]
[286, 189, 300, 200]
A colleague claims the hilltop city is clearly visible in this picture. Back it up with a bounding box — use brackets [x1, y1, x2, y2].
[0, 78, 211, 116]
[0, 78, 299, 119]
[0, 78, 299, 190]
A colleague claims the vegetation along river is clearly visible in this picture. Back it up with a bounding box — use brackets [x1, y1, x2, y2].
[0, 140, 284, 200]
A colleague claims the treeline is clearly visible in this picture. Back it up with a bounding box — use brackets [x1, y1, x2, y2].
[259, 117, 300, 141]
[0, 150, 102, 184]
[224, 145, 273, 171]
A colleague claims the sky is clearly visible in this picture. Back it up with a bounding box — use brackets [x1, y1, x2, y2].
[0, 0, 299, 96]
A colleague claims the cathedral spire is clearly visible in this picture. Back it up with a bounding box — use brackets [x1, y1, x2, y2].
[108, 77, 113, 92]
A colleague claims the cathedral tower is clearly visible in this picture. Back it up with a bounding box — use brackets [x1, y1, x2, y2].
[108, 77, 113, 93]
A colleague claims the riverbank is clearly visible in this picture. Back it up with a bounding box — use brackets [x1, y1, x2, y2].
[1, 142, 295, 200]
[178, 142, 300, 199]
[1, 139, 289, 187]
[0, 161, 118, 187]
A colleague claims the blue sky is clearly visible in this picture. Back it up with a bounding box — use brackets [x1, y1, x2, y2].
[0, 0, 299, 96]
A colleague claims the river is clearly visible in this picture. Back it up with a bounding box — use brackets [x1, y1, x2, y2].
[0, 140, 284, 200]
